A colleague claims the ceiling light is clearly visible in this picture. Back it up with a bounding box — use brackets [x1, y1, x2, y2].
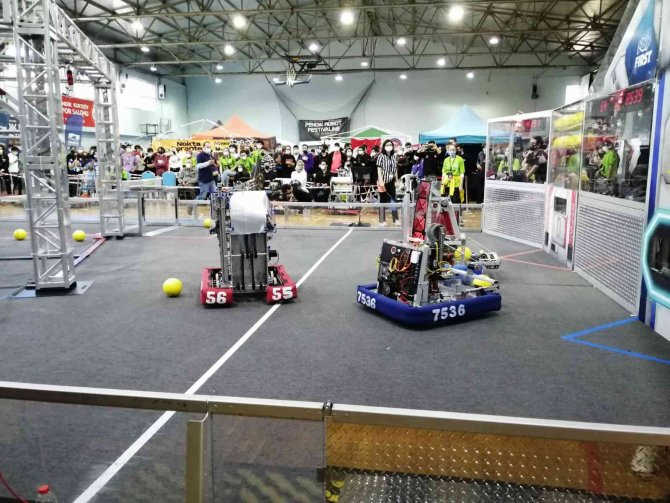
[360, 61, 369, 67]
[140, 46, 150, 53]
[308, 42, 319, 52]
[489, 36, 500, 45]
[335, 74, 343, 81]
[223, 44, 235, 56]
[272, 77, 279, 83]
[231, 14, 246, 29]
[340, 9, 355, 25]
[150, 65, 157, 72]
[396, 37, 406, 46]
[216, 64, 223, 70]
[466, 71, 474, 79]
[215, 77, 222, 84]
[448, 5, 465, 23]
[437, 57, 446, 66]
[132, 20, 143, 31]
[399, 74, 407, 80]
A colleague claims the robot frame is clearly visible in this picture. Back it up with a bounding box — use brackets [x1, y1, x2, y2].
[356, 175, 502, 326]
[200, 188, 297, 306]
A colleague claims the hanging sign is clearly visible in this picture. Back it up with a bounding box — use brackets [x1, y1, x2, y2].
[62, 96, 95, 128]
[298, 117, 350, 141]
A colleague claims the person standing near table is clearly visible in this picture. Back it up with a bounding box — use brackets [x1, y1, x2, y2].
[196, 143, 218, 200]
[377, 139, 398, 226]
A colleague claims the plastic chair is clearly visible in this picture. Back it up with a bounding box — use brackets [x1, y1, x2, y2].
[141, 171, 156, 179]
[161, 171, 178, 199]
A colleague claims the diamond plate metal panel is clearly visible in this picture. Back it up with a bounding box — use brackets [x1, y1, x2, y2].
[483, 182, 546, 246]
[326, 422, 670, 502]
[574, 198, 645, 313]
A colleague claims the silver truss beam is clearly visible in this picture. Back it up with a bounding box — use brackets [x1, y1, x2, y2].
[11, 0, 75, 290]
[94, 81, 124, 237]
[1, 0, 124, 289]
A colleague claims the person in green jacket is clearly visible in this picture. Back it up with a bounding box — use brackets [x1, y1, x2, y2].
[497, 148, 521, 179]
[442, 144, 465, 202]
[598, 141, 619, 180]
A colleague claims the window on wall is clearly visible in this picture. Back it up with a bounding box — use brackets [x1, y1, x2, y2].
[564, 84, 582, 105]
[121, 77, 157, 111]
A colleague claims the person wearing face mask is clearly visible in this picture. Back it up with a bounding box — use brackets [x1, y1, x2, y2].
[314, 144, 329, 171]
[0, 145, 9, 195]
[290, 160, 313, 201]
[299, 144, 314, 174]
[218, 147, 235, 172]
[310, 161, 331, 202]
[152, 147, 170, 177]
[251, 141, 264, 164]
[327, 143, 343, 174]
[396, 146, 411, 177]
[377, 140, 399, 226]
[178, 151, 198, 211]
[169, 149, 182, 173]
[196, 143, 219, 200]
[121, 144, 140, 174]
[411, 153, 424, 179]
[524, 136, 547, 183]
[597, 140, 619, 182]
[497, 146, 521, 180]
[280, 146, 296, 176]
[66, 145, 77, 167]
[418, 140, 443, 177]
[142, 147, 154, 173]
[352, 145, 371, 187]
[442, 145, 465, 202]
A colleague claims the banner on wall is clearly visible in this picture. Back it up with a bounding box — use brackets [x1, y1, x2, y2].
[62, 96, 95, 128]
[298, 117, 349, 142]
[64, 115, 83, 148]
[151, 138, 231, 151]
[602, 0, 661, 92]
[0, 114, 20, 140]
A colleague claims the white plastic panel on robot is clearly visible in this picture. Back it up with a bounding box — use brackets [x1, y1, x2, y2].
[229, 191, 272, 235]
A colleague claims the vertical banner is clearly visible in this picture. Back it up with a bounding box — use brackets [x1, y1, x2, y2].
[298, 117, 349, 142]
[64, 115, 84, 148]
[602, 0, 661, 92]
[61, 96, 95, 128]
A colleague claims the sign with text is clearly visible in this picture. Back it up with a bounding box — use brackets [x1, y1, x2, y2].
[62, 96, 95, 128]
[151, 138, 231, 152]
[298, 117, 349, 141]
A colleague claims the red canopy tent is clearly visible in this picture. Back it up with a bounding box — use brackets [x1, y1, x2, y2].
[191, 115, 276, 147]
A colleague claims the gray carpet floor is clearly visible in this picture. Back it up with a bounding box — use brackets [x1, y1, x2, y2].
[0, 225, 668, 502]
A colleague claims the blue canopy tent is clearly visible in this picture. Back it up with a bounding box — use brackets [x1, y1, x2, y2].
[419, 105, 487, 144]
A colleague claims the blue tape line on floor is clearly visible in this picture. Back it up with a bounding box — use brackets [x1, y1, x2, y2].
[561, 317, 670, 365]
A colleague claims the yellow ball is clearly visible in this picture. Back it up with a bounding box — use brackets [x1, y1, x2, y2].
[454, 246, 472, 262]
[14, 229, 27, 241]
[203, 218, 212, 229]
[72, 230, 86, 242]
[162, 278, 182, 297]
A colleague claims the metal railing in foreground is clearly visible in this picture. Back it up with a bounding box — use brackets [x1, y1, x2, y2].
[0, 380, 668, 502]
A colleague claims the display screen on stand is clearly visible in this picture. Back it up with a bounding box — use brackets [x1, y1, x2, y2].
[486, 118, 549, 184]
[581, 80, 655, 203]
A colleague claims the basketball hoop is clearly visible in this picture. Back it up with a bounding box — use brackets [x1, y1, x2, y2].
[286, 66, 297, 88]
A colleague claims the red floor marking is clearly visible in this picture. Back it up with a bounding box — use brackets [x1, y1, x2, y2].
[500, 249, 542, 259]
[504, 257, 572, 271]
[74, 237, 106, 266]
[584, 443, 604, 494]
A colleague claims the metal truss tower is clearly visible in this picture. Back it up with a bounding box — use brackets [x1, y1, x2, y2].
[10, 0, 74, 289]
[0, 0, 123, 289]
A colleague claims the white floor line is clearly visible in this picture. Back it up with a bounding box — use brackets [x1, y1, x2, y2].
[144, 225, 180, 237]
[72, 227, 353, 503]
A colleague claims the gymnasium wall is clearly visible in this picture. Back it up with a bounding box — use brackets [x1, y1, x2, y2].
[185, 68, 586, 143]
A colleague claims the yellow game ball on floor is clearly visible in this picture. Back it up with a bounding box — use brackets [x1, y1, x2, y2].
[454, 246, 472, 262]
[72, 230, 86, 242]
[14, 229, 27, 241]
[203, 218, 212, 229]
[163, 278, 182, 297]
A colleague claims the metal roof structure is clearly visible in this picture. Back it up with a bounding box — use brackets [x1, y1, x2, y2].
[59, 0, 629, 79]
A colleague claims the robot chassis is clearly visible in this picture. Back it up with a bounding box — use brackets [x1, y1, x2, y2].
[200, 188, 297, 306]
[356, 175, 502, 326]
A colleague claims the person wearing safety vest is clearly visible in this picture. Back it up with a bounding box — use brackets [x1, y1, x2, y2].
[442, 144, 465, 203]
[598, 141, 619, 180]
[497, 148, 521, 179]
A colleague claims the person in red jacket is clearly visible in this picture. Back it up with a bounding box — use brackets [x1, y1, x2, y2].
[152, 147, 170, 177]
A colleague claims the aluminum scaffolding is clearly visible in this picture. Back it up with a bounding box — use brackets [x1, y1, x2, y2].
[0, 0, 123, 289]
